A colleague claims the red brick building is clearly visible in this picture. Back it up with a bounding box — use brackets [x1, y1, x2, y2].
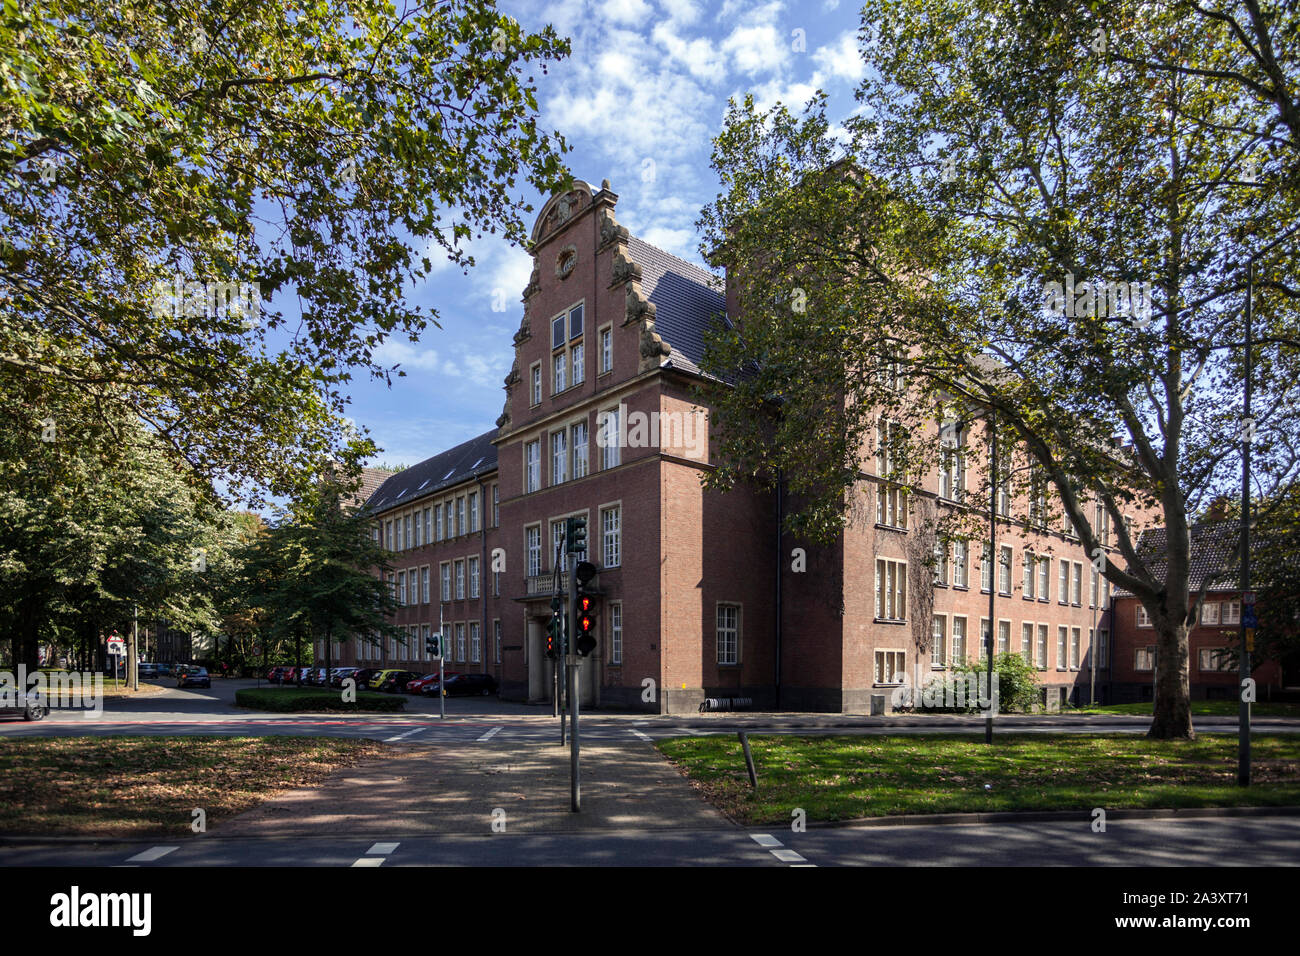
[343, 178, 1138, 713]
[1109, 522, 1285, 702]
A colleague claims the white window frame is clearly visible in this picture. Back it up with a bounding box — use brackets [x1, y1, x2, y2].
[932, 614, 947, 667]
[526, 525, 542, 578]
[716, 603, 740, 665]
[599, 324, 613, 374]
[874, 558, 908, 622]
[530, 363, 542, 406]
[601, 504, 621, 569]
[551, 429, 567, 485]
[610, 602, 623, 665]
[525, 439, 541, 493]
[874, 649, 907, 685]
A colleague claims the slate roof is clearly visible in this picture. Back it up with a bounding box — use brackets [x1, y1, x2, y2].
[364, 429, 498, 515]
[627, 236, 727, 376]
[1115, 520, 1242, 596]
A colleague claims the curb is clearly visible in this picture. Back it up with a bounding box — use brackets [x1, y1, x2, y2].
[797, 804, 1300, 829]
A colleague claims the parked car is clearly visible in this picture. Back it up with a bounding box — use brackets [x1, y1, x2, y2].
[418, 672, 462, 696]
[158, 663, 175, 677]
[439, 673, 498, 697]
[178, 666, 211, 689]
[0, 684, 47, 721]
[405, 673, 443, 695]
[349, 668, 384, 690]
[138, 662, 159, 679]
[328, 667, 361, 688]
[378, 670, 421, 693]
[367, 668, 405, 691]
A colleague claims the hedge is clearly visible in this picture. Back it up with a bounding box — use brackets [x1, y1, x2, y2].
[235, 687, 406, 713]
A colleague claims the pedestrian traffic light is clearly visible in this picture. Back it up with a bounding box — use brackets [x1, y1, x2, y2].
[546, 610, 562, 659]
[425, 633, 442, 658]
[575, 594, 597, 657]
[566, 515, 587, 555]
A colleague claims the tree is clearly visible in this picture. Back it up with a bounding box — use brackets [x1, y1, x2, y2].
[697, 0, 1300, 739]
[1, 0, 570, 503]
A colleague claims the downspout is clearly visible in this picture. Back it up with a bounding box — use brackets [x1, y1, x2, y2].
[774, 469, 783, 711]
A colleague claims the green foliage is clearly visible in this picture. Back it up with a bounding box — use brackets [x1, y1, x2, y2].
[235, 687, 404, 712]
[1, 0, 570, 503]
[954, 653, 1041, 714]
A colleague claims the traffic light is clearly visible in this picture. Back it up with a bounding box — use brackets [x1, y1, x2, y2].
[425, 633, 442, 659]
[546, 610, 562, 659]
[566, 515, 587, 555]
[575, 594, 597, 657]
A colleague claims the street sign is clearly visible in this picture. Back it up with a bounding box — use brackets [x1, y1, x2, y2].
[107, 640, 125, 656]
[1245, 628, 1256, 651]
[1243, 591, 1256, 606]
[1242, 607, 1258, 629]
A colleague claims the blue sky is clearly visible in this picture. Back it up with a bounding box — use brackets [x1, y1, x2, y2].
[353, 0, 869, 469]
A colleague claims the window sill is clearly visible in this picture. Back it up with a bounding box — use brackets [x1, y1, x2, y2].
[952, 585, 969, 592]
[875, 523, 909, 532]
[874, 618, 908, 625]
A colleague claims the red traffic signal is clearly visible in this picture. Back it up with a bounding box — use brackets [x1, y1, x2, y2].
[576, 595, 597, 657]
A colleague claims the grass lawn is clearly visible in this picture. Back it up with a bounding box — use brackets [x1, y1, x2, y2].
[98, 679, 168, 699]
[1068, 701, 1300, 718]
[0, 736, 387, 835]
[235, 686, 405, 712]
[656, 733, 1300, 826]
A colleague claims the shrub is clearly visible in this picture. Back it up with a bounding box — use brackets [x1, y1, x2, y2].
[234, 688, 405, 713]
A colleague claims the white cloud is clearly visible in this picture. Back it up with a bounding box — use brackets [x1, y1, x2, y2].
[813, 30, 866, 82]
[638, 225, 703, 263]
[603, 0, 654, 25]
[652, 21, 725, 83]
[373, 339, 442, 372]
[721, 21, 789, 75]
[747, 73, 825, 112]
[659, 0, 703, 24]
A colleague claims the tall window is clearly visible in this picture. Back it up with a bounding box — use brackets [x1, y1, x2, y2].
[551, 430, 567, 485]
[404, 514, 411, 550]
[470, 622, 481, 663]
[440, 563, 451, 601]
[602, 506, 621, 568]
[526, 526, 541, 577]
[1036, 624, 1048, 669]
[1038, 556, 1050, 602]
[455, 560, 465, 600]
[1023, 552, 1035, 599]
[600, 326, 612, 373]
[457, 496, 466, 536]
[455, 623, 466, 662]
[492, 484, 499, 526]
[569, 303, 584, 340]
[934, 542, 949, 586]
[414, 511, 423, 548]
[875, 559, 907, 621]
[1137, 603, 1151, 627]
[610, 602, 623, 665]
[468, 492, 478, 532]
[1071, 564, 1079, 607]
[552, 314, 565, 350]
[552, 520, 567, 571]
[998, 546, 1013, 594]
[932, 615, 947, 667]
[1096, 628, 1109, 668]
[553, 351, 567, 393]
[572, 421, 588, 478]
[953, 541, 968, 588]
[435, 505, 443, 541]
[1057, 626, 1068, 670]
[386, 520, 393, 551]
[1223, 601, 1241, 625]
[600, 408, 621, 469]
[980, 543, 992, 592]
[424, 507, 431, 544]
[1021, 622, 1033, 660]
[1070, 627, 1081, 668]
[494, 620, 502, 664]
[525, 440, 540, 492]
[421, 567, 430, 604]
[399, 570, 407, 606]
[877, 485, 908, 529]
[571, 341, 585, 385]
[1135, 646, 1155, 671]
[1201, 601, 1220, 625]
[531, 364, 541, 405]
[876, 419, 904, 479]
[1071, 563, 1082, 605]
[998, 619, 1010, 655]
[469, 557, 480, 598]
[716, 604, 739, 665]
[939, 435, 964, 502]
[952, 617, 967, 662]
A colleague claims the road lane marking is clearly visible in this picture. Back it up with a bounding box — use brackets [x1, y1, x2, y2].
[127, 846, 178, 863]
[770, 848, 807, 863]
[749, 833, 782, 848]
[351, 858, 384, 867]
[629, 729, 652, 742]
[384, 727, 425, 742]
[366, 842, 400, 855]
[477, 726, 503, 742]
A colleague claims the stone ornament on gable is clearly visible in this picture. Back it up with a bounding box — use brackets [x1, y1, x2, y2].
[513, 316, 531, 346]
[599, 209, 629, 248]
[555, 244, 578, 279]
[625, 283, 655, 327]
[522, 265, 541, 300]
[610, 251, 642, 286]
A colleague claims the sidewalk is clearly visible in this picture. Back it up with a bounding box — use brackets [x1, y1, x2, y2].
[218, 737, 729, 836]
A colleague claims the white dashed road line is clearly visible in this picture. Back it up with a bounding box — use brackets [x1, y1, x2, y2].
[477, 726, 503, 742]
[127, 846, 178, 863]
[748, 832, 815, 866]
[352, 842, 400, 867]
[629, 729, 652, 742]
[384, 727, 425, 742]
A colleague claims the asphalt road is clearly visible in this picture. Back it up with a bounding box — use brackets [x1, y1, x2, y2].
[0, 678, 1295, 743]
[4, 816, 1297, 867]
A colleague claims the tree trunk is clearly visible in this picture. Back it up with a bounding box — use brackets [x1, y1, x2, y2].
[1148, 615, 1195, 739]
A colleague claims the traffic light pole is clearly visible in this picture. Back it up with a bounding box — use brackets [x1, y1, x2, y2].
[568, 560, 581, 811]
